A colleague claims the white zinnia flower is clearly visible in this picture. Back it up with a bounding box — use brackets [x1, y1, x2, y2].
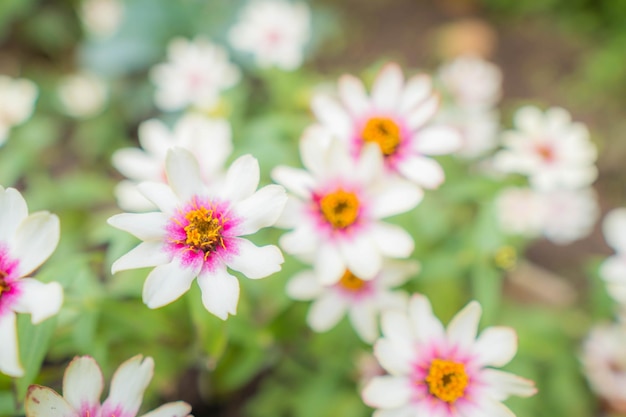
[496, 186, 598, 245]
[438, 55, 502, 109]
[311, 63, 461, 189]
[0, 75, 38, 146]
[493, 106, 597, 191]
[582, 321, 626, 414]
[287, 260, 419, 343]
[600, 208, 626, 304]
[151, 37, 240, 112]
[108, 147, 287, 320]
[25, 355, 192, 417]
[79, 0, 124, 39]
[112, 114, 233, 211]
[229, 0, 311, 71]
[57, 72, 109, 118]
[362, 294, 536, 417]
[272, 127, 422, 285]
[0, 186, 62, 377]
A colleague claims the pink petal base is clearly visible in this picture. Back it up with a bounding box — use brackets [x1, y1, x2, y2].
[0, 245, 21, 317]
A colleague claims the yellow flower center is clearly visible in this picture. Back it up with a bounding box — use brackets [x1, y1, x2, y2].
[183, 206, 225, 257]
[362, 117, 401, 156]
[338, 270, 366, 291]
[0, 272, 8, 298]
[425, 359, 469, 403]
[319, 189, 360, 229]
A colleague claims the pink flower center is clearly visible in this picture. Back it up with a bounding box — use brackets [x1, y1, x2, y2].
[170, 202, 228, 261]
[535, 143, 555, 163]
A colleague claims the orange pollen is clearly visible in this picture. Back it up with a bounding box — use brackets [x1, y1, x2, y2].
[0, 273, 8, 298]
[338, 270, 366, 291]
[181, 206, 225, 257]
[425, 359, 469, 403]
[319, 189, 360, 229]
[362, 117, 401, 156]
[536, 144, 555, 162]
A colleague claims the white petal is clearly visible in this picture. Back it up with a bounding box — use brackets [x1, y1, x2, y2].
[101, 355, 154, 417]
[482, 369, 537, 400]
[137, 118, 171, 156]
[25, 385, 77, 417]
[373, 338, 413, 376]
[285, 270, 322, 300]
[139, 401, 192, 417]
[0, 312, 23, 377]
[137, 182, 180, 214]
[314, 243, 346, 285]
[473, 326, 518, 367]
[513, 106, 543, 133]
[349, 302, 379, 343]
[413, 126, 462, 155]
[446, 301, 481, 350]
[460, 397, 516, 417]
[300, 125, 332, 177]
[373, 405, 416, 417]
[271, 166, 315, 199]
[408, 294, 444, 343]
[219, 154, 260, 203]
[362, 376, 412, 409]
[274, 197, 304, 229]
[370, 223, 414, 258]
[12, 212, 60, 277]
[370, 182, 423, 218]
[13, 279, 63, 324]
[406, 94, 439, 130]
[372, 63, 404, 111]
[62, 356, 103, 416]
[112, 241, 171, 274]
[107, 212, 168, 241]
[307, 292, 347, 332]
[165, 147, 205, 201]
[311, 94, 352, 139]
[338, 74, 369, 116]
[0, 187, 28, 243]
[397, 155, 444, 189]
[114, 181, 156, 212]
[226, 239, 283, 279]
[142, 260, 199, 309]
[399, 74, 432, 113]
[197, 268, 240, 320]
[603, 208, 626, 253]
[339, 236, 381, 280]
[279, 225, 319, 255]
[112, 149, 162, 181]
[355, 143, 385, 185]
[235, 185, 287, 235]
[380, 310, 414, 349]
[378, 259, 420, 288]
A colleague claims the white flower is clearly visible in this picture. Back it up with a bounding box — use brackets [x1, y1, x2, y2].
[112, 114, 233, 211]
[229, 0, 310, 71]
[0, 186, 62, 377]
[25, 355, 192, 417]
[496, 186, 598, 245]
[311, 63, 461, 189]
[362, 294, 536, 417]
[493, 106, 597, 191]
[287, 260, 419, 343]
[0, 75, 38, 146]
[79, 0, 124, 39]
[272, 127, 422, 285]
[57, 72, 109, 118]
[439, 107, 499, 159]
[582, 321, 626, 414]
[438, 55, 502, 109]
[151, 37, 240, 112]
[600, 208, 626, 304]
[108, 147, 287, 320]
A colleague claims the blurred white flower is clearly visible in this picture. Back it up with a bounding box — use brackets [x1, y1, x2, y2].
[311, 63, 461, 189]
[79, 0, 124, 39]
[112, 114, 233, 211]
[496, 186, 598, 245]
[362, 294, 536, 417]
[272, 127, 422, 285]
[151, 37, 240, 112]
[26, 355, 192, 417]
[493, 106, 597, 191]
[0, 75, 38, 146]
[109, 148, 286, 320]
[582, 321, 626, 414]
[439, 107, 499, 159]
[600, 208, 626, 304]
[286, 260, 419, 343]
[438, 55, 502, 109]
[57, 72, 109, 118]
[229, 0, 310, 71]
[0, 186, 62, 377]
